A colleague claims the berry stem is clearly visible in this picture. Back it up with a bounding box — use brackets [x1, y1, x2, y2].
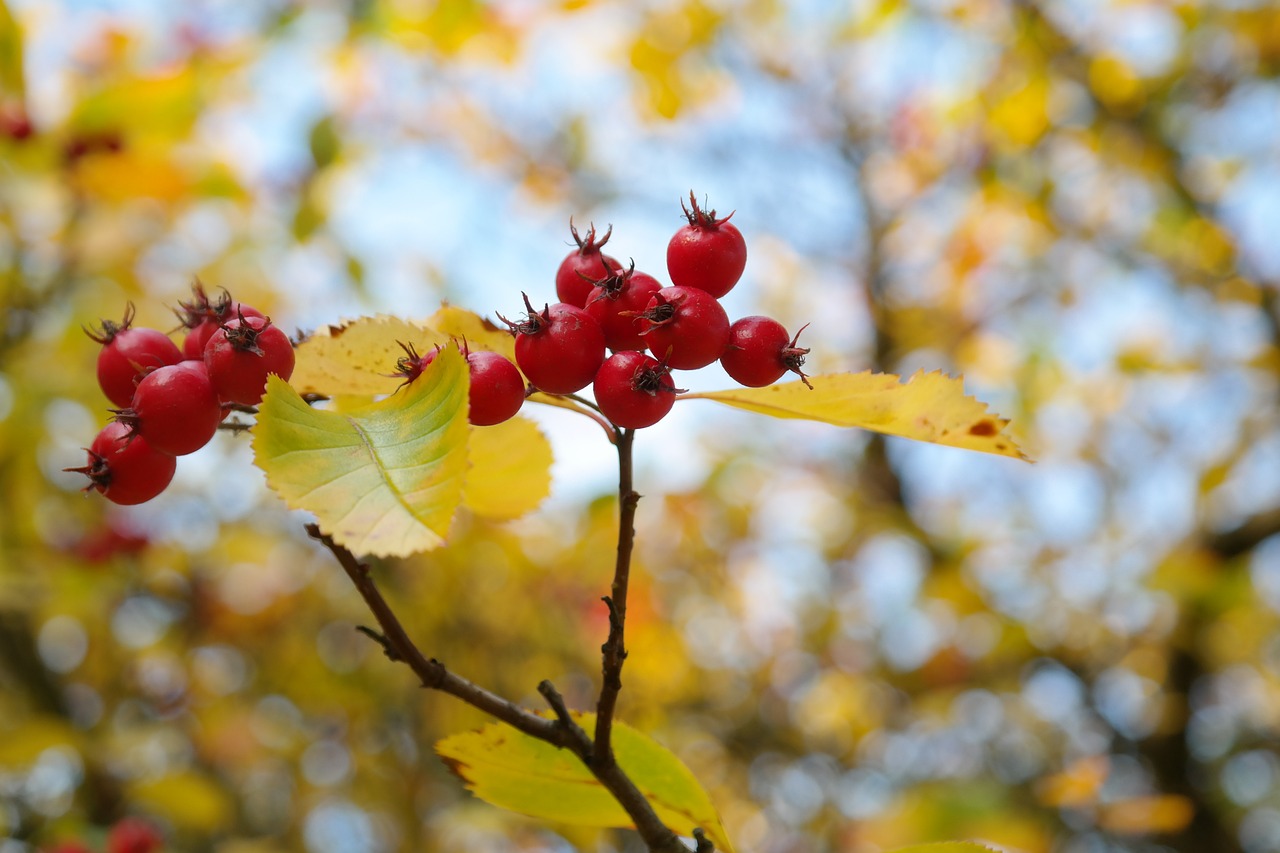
[595, 427, 636, 762]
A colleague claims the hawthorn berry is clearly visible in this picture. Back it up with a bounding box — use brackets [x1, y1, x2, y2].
[64, 421, 176, 506]
[593, 351, 684, 429]
[555, 221, 622, 308]
[86, 304, 184, 407]
[583, 262, 663, 352]
[114, 360, 222, 456]
[666, 191, 747, 298]
[499, 294, 606, 395]
[395, 342, 525, 426]
[721, 316, 812, 388]
[106, 817, 164, 853]
[634, 286, 730, 370]
[203, 313, 296, 406]
[175, 283, 266, 359]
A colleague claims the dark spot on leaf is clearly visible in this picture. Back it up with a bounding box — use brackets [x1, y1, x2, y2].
[996, 442, 1007, 451]
[328, 323, 350, 338]
[439, 756, 473, 783]
[969, 420, 997, 436]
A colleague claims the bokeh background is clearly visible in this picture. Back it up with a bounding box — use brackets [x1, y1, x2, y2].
[2, 0, 1279, 851]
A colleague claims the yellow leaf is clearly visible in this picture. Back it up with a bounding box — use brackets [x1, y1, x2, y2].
[437, 711, 735, 852]
[252, 352, 470, 558]
[1036, 755, 1109, 808]
[462, 415, 552, 520]
[988, 74, 1051, 149]
[0, 1, 24, 97]
[129, 771, 235, 833]
[683, 371, 1030, 460]
[428, 304, 516, 361]
[291, 315, 439, 397]
[887, 845, 1004, 853]
[0, 716, 83, 767]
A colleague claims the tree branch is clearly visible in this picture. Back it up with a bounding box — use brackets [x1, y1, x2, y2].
[596, 427, 637, 760]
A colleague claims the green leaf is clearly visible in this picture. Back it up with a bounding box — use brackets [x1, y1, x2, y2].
[252, 348, 470, 558]
[437, 711, 735, 852]
[682, 370, 1029, 460]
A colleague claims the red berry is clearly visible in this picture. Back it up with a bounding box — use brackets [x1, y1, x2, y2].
[64, 421, 176, 505]
[720, 316, 812, 388]
[203, 314, 296, 406]
[555, 221, 622, 308]
[114, 361, 222, 456]
[635, 286, 730, 370]
[395, 342, 525, 426]
[583, 262, 663, 352]
[666, 191, 747, 298]
[174, 282, 265, 359]
[500, 294, 606, 395]
[106, 817, 164, 853]
[593, 351, 683, 429]
[86, 304, 184, 407]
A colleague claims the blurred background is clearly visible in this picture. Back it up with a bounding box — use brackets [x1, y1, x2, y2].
[1, 0, 1279, 851]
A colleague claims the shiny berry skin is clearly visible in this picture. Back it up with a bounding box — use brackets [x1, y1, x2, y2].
[400, 343, 526, 426]
[203, 315, 295, 406]
[86, 305, 184, 407]
[175, 282, 265, 359]
[721, 316, 812, 388]
[106, 817, 164, 853]
[584, 263, 663, 352]
[64, 421, 176, 505]
[666, 192, 747, 298]
[500, 294, 606, 395]
[593, 351, 681, 429]
[115, 361, 222, 456]
[635, 286, 730, 370]
[555, 221, 622, 308]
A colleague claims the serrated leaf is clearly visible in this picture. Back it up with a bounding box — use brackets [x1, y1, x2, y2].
[885, 840, 1003, 845]
[252, 349, 470, 558]
[682, 370, 1029, 460]
[291, 315, 436, 397]
[437, 711, 734, 852]
[462, 415, 552, 520]
[429, 304, 516, 361]
[290, 309, 517, 398]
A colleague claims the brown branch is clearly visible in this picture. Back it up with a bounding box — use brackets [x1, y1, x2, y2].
[305, 524, 564, 744]
[308, 521, 701, 852]
[596, 427, 637, 759]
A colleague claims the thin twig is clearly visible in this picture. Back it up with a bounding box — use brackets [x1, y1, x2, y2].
[595, 428, 637, 760]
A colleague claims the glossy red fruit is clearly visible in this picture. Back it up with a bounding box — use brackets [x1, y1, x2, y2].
[593, 351, 682, 429]
[64, 421, 176, 505]
[555, 221, 622, 308]
[203, 314, 295, 405]
[666, 191, 747, 298]
[397, 342, 526, 426]
[86, 304, 184, 407]
[635, 286, 730, 370]
[720, 316, 812, 388]
[583, 262, 663, 352]
[115, 361, 222, 456]
[500, 294, 606, 395]
[175, 282, 266, 359]
[106, 817, 164, 853]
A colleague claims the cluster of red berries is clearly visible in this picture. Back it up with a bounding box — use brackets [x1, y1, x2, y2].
[414, 191, 809, 430]
[66, 284, 296, 506]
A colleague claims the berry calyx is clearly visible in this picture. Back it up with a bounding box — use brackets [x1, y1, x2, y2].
[593, 351, 685, 429]
[64, 421, 177, 505]
[666, 191, 748, 298]
[583, 261, 663, 352]
[203, 312, 296, 405]
[556, 220, 622, 308]
[175, 281, 266, 359]
[634, 286, 731, 370]
[499, 293, 605, 395]
[113, 361, 222, 456]
[85, 304, 184, 407]
[395, 340, 526, 426]
[721, 316, 813, 388]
